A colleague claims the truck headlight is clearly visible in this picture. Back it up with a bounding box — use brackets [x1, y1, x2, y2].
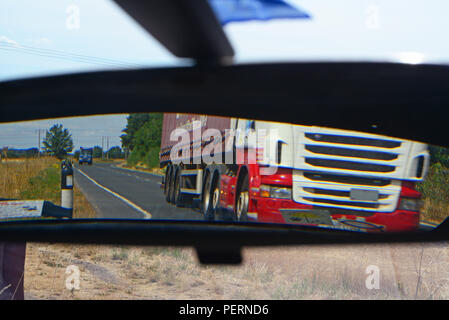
[399, 198, 424, 211]
[259, 185, 292, 199]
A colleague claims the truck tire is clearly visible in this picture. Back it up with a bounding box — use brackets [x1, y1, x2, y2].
[210, 169, 231, 221]
[211, 180, 220, 217]
[164, 165, 172, 202]
[169, 166, 177, 204]
[236, 174, 249, 221]
[202, 173, 214, 221]
[174, 169, 185, 207]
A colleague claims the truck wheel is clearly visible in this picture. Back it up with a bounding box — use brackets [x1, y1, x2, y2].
[164, 166, 171, 202]
[202, 173, 214, 221]
[169, 166, 177, 204]
[211, 172, 229, 220]
[174, 169, 185, 207]
[211, 183, 220, 215]
[236, 174, 249, 221]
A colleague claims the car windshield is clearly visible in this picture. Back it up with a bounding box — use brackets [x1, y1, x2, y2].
[227, 0, 449, 64]
[2, 0, 449, 303]
[1, 1, 447, 232]
[2, 0, 449, 82]
[0, 0, 181, 81]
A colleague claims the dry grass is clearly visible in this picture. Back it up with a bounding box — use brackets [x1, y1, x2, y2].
[0, 157, 96, 219]
[0, 157, 56, 199]
[417, 163, 449, 224]
[92, 159, 123, 164]
[420, 199, 449, 225]
[23, 242, 449, 300]
[73, 186, 96, 219]
[117, 161, 164, 176]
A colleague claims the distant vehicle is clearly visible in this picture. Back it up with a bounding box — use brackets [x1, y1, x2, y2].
[79, 147, 93, 165]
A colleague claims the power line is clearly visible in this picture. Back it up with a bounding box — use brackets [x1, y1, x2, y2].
[0, 46, 137, 68]
[0, 45, 126, 68]
[0, 42, 145, 67]
[0, 42, 147, 69]
[1, 42, 146, 67]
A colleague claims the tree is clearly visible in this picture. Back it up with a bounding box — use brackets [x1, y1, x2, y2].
[42, 124, 74, 159]
[107, 146, 124, 159]
[92, 146, 103, 158]
[429, 145, 449, 168]
[120, 113, 151, 151]
[125, 113, 163, 167]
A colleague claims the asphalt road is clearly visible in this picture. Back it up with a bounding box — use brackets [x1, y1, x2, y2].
[73, 162, 437, 231]
[74, 163, 202, 220]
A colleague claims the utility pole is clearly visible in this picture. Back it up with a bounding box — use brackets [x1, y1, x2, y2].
[101, 136, 114, 160]
[36, 129, 45, 158]
[106, 136, 110, 160]
[101, 136, 104, 160]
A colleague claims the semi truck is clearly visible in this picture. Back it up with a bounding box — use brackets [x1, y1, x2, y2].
[160, 113, 430, 232]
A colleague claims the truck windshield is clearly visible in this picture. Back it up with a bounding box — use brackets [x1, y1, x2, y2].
[0, 113, 443, 233]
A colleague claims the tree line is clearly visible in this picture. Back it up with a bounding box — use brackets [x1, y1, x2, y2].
[1, 124, 125, 160]
[120, 113, 163, 168]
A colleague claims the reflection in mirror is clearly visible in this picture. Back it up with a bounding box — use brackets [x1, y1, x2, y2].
[0, 113, 443, 233]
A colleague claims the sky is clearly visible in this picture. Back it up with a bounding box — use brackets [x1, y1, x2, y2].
[1, 0, 449, 150]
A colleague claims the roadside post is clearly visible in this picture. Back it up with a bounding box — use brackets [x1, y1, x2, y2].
[61, 159, 74, 214]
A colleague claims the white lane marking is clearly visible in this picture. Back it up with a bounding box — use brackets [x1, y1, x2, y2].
[113, 165, 164, 177]
[420, 221, 438, 228]
[94, 165, 158, 183]
[76, 167, 152, 219]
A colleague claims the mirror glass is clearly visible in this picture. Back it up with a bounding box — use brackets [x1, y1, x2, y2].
[0, 113, 443, 233]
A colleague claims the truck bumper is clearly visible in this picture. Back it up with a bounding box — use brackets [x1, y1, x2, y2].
[252, 197, 420, 232]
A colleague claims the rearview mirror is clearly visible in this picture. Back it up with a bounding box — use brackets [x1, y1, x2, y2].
[1, 112, 444, 235]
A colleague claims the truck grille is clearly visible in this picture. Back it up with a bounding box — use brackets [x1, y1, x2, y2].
[293, 171, 401, 212]
[303, 172, 391, 187]
[304, 133, 401, 148]
[305, 158, 395, 173]
[303, 187, 389, 199]
[293, 128, 405, 212]
[305, 145, 398, 160]
[302, 130, 402, 176]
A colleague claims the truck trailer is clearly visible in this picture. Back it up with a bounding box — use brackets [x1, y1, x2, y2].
[159, 113, 429, 232]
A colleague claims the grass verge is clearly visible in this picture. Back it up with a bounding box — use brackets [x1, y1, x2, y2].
[116, 161, 164, 176]
[0, 157, 96, 218]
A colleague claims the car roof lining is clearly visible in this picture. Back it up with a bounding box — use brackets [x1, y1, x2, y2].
[1, 62, 448, 148]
